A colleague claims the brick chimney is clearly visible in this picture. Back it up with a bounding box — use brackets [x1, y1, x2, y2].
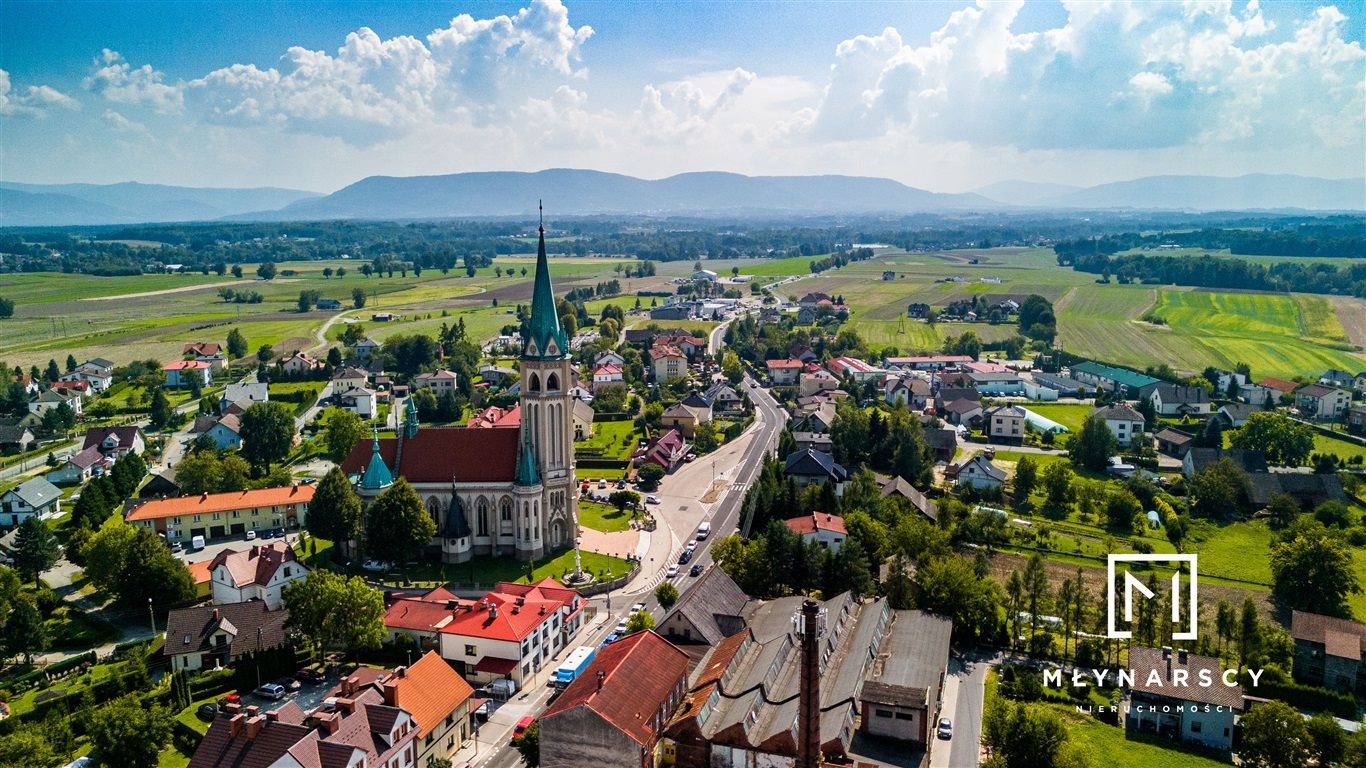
[335, 697, 356, 715]
[224, 703, 241, 716]
[245, 716, 264, 740]
[212, 608, 220, 623]
[244, 705, 260, 718]
[229, 714, 245, 737]
[596, 670, 605, 692]
[382, 679, 399, 706]
[265, 710, 280, 723]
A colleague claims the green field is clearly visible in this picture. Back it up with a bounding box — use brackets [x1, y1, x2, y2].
[1186, 519, 1275, 585]
[1054, 704, 1232, 768]
[1021, 404, 1094, 433]
[578, 500, 632, 532]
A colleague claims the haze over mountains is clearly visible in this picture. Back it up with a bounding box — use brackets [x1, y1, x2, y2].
[1, 171, 1361, 227]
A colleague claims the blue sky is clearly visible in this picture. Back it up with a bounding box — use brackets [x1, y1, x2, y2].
[2, 1, 1363, 192]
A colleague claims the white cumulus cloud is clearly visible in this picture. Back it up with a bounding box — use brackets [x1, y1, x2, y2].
[0, 69, 80, 117]
[83, 49, 184, 113]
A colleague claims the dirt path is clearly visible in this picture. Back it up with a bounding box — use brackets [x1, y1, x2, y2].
[1327, 295, 1366, 350]
[1052, 286, 1079, 313]
[78, 278, 290, 301]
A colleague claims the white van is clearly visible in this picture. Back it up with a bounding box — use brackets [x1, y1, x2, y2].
[191, 535, 206, 551]
[696, 522, 711, 540]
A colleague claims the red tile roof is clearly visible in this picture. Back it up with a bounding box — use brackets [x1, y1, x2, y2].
[209, 541, 302, 588]
[1260, 377, 1298, 393]
[785, 512, 847, 536]
[766, 359, 803, 370]
[467, 405, 521, 429]
[384, 598, 463, 633]
[382, 652, 474, 739]
[165, 360, 211, 371]
[434, 579, 580, 644]
[339, 426, 518, 483]
[1291, 610, 1366, 659]
[541, 631, 689, 746]
[127, 485, 313, 522]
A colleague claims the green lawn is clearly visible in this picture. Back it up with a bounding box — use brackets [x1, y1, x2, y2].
[1312, 431, 1366, 462]
[1186, 519, 1275, 585]
[575, 420, 642, 462]
[578, 500, 632, 532]
[46, 604, 120, 649]
[1053, 704, 1232, 768]
[382, 549, 633, 588]
[1022, 403, 1094, 433]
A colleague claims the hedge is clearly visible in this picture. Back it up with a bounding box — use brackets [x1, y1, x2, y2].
[1244, 676, 1357, 719]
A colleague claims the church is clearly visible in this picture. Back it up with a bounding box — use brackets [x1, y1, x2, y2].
[341, 215, 577, 562]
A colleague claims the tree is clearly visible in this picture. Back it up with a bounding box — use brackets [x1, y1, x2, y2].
[353, 288, 368, 309]
[297, 290, 315, 312]
[1041, 461, 1074, 512]
[226, 328, 248, 359]
[608, 490, 640, 516]
[87, 694, 173, 768]
[0, 297, 13, 319]
[1270, 526, 1361, 617]
[1238, 597, 1260, 671]
[64, 354, 77, 373]
[111, 528, 195, 609]
[256, 344, 274, 363]
[1239, 700, 1308, 768]
[513, 721, 540, 767]
[721, 350, 743, 385]
[1023, 553, 1050, 644]
[323, 267, 334, 279]
[13, 517, 58, 585]
[4, 600, 48, 663]
[44, 359, 59, 382]
[72, 482, 112, 530]
[1104, 489, 1142, 531]
[257, 261, 277, 280]
[307, 467, 363, 555]
[1070, 415, 1117, 472]
[1306, 712, 1345, 768]
[1266, 493, 1300, 530]
[624, 611, 655, 634]
[636, 462, 665, 491]
[231, 264, 243, 278]
[239, 401, 296, 474]
[147, 388, 173, 430]
[1231, 412, 1315, 466]
[324, 407, 366, 462]
[1190, 458, 1250, 519]
[913, 555, 1002, 642]
[1013, 456, 1038, 508]
[363, 479, 436, 574]
[283, 570, 385, 658]
[655, 582, 679, 610]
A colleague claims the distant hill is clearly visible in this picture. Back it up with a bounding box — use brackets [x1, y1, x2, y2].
[258, 169, 997, 220]
[0, 181, 320, 226]
[973, 180, 1081, 207]
[976, 174, 1364, 211]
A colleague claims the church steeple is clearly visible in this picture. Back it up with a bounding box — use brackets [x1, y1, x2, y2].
[359, 426, 393, 491]
[524, 201, 568, 360]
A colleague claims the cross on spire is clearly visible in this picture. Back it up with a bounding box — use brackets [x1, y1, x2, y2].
[538, 199, 543, 233]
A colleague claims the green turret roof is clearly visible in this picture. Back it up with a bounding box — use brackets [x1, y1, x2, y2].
[359, 427, 393, 490]
[515, 432, 541, 487]
[404, 396, 418, 438]
[524, 206, 569, 360]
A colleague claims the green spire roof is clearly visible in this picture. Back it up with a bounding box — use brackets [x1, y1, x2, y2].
[525, 203, 568, 360]
[404, 396, 418, 438]
[359, 427, 393, 490]
[515, 432, 541, 487]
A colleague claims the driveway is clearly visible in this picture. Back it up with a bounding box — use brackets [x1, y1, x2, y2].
[930, 652, 991, 768]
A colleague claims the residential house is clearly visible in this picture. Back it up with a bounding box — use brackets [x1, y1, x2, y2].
[650, 345, 687, 383]
[1350, 405, 1366, 436]
[789, 399, 838, 434]
[784, 512, 847, 552]
[884, 375, 930, 408]
[858, 611, 953, 747]
[783, 447, 849, 495]
[1214, 403, 1258, 429]
[0, 424, 34, 454]
[1212, 369, 1247, 394]
[949, 454, 1006, 491]
[765, 358, 803, 386]
[380, 651, 476, 766]
[826, 356, 884, 383]
[139, 469, 181, 499]
[1153, 428, 1196, 458]
[414, 369, 459, 397]
[352, 337, 382, 358]
[661, 393, 712, 439]
[595, 350, 625, 368]
[1150, 385, 1212, 418]
[125, 484, 313, 542]
[59, 363, 113, 392]
[164, 360, 212, 388]
[1256, 377, 1298, 402]
[1355, 371, 1366, 393]
[209, 541, 310, 609]
[592, 363, 624, 387]
[795, 306, 816, 324]
[1092, 403, 1146, 448]
[163, 602, 289, 672]
[799, 370, 839, 398]
[906, 302, 930, 318]
[877, 475, 938, 522]
[331, 365, 369, 392]
[1320, 369, 1355, 388]
[46, 446, 106, 485]
[623, 328, 656, 346]
[1291, 610, 1366, 694]
[1068, 361, 1162, 399]
[1297, 384, 1351, 420]
[189, 692, 414, 768]
[336, 386, 378, 419]
[540, 631, 689, 768]
[924, 428, 957, 463]
[478, 364, 518, 386]
[0, 477, 62, 526]
[12, 374, 40, 397]
[1181, 447, 1269, 479]
[222, 381, 268, 410]
[789, 344, 818, 363]
[1123, 647, 1240, 751]
[657, 333, 707, 358]
[28, 388, 83, 418]
[183, 342, 228, 372]
[315, 298, 341, 310]
[658, 568, 750, 645]
[967, 370, 1025, 396]
[939, 397, 983, 427]
[50, 381, 91, 400]
[83, 425, 145, 459]
[792, 431, 832, 454]
[435, 579, 585, 688]
[797, 291, 832, 307]
[984, 405, 1026, 443]
[572, 400, 594, 442]
[705, 382, 744, 414]
[204, 414, 242, 450]
[280, 351, 323, 376]
[634, 430, 689, 473]
[467, 404, 521, 429]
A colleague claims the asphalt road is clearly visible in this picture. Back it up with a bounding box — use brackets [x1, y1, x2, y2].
[931, 652, 991, 768]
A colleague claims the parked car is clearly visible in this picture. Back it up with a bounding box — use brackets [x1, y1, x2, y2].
[196, 703, 218, 721]
[597, 479, 607, 488]
[645, 495, 661, 505]
[362, 560, 389, 572]
[245, 529, 257, 541]
[601, 632, 620, 646]
[253, 683, 286, 701]
[937, 718, 952, 740]
[689, 564, 704, 577]
[666, 564, 679, 578]
[169, 541, 184, 554]
[684, 453, 697, 462]
[295, 668, 326, 685]
[685, 541, 697, 553]
[630, 603, 646, 615]
[276, 676, 302, 692]
[614, 620, 628, 634]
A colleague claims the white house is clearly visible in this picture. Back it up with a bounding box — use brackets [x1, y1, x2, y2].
[1297, 384, 1351, 420]
[1124, 647, 1240, 752]
[164, 360, 212, 388]
[1092, 403, 1146, 448]
[592, 364, 624, 387]
[208, 542, 310, 610]
[433, 579, 585, 688]
[336, 386, 377, 419]
[765, 359, 804, 386]
[331, 366, 369, 392]
[1150, 385, 1212, 418]
[280, 351, 322, 375]
[183, 342, 229, 372]
[594, 350, 625, 368]
[0, 477, 62, 526]
[59, 363, 113, 392]
[28, 389, 83, 418]
[784, 513, 847, 553]
[46, 446, 106, 485]
[951, 454, 1006, 491]
[414, 369, 460, 397]
[352, 338, 382, 358]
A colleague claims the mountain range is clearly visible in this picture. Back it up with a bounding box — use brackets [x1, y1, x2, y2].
[1, 171, 1360, 227]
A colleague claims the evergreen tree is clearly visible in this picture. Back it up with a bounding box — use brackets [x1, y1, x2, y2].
[64, 355, 77, 373]
[3, 600, 48, 662]
[148, 388, 172, 430]
[306, 467, 363, 556]
[13, 517, 58, 585]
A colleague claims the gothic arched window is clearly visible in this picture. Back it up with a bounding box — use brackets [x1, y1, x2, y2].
[476, 497, 489, 537]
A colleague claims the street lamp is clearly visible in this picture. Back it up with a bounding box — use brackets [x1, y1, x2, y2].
[147, 597, 155, 637]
